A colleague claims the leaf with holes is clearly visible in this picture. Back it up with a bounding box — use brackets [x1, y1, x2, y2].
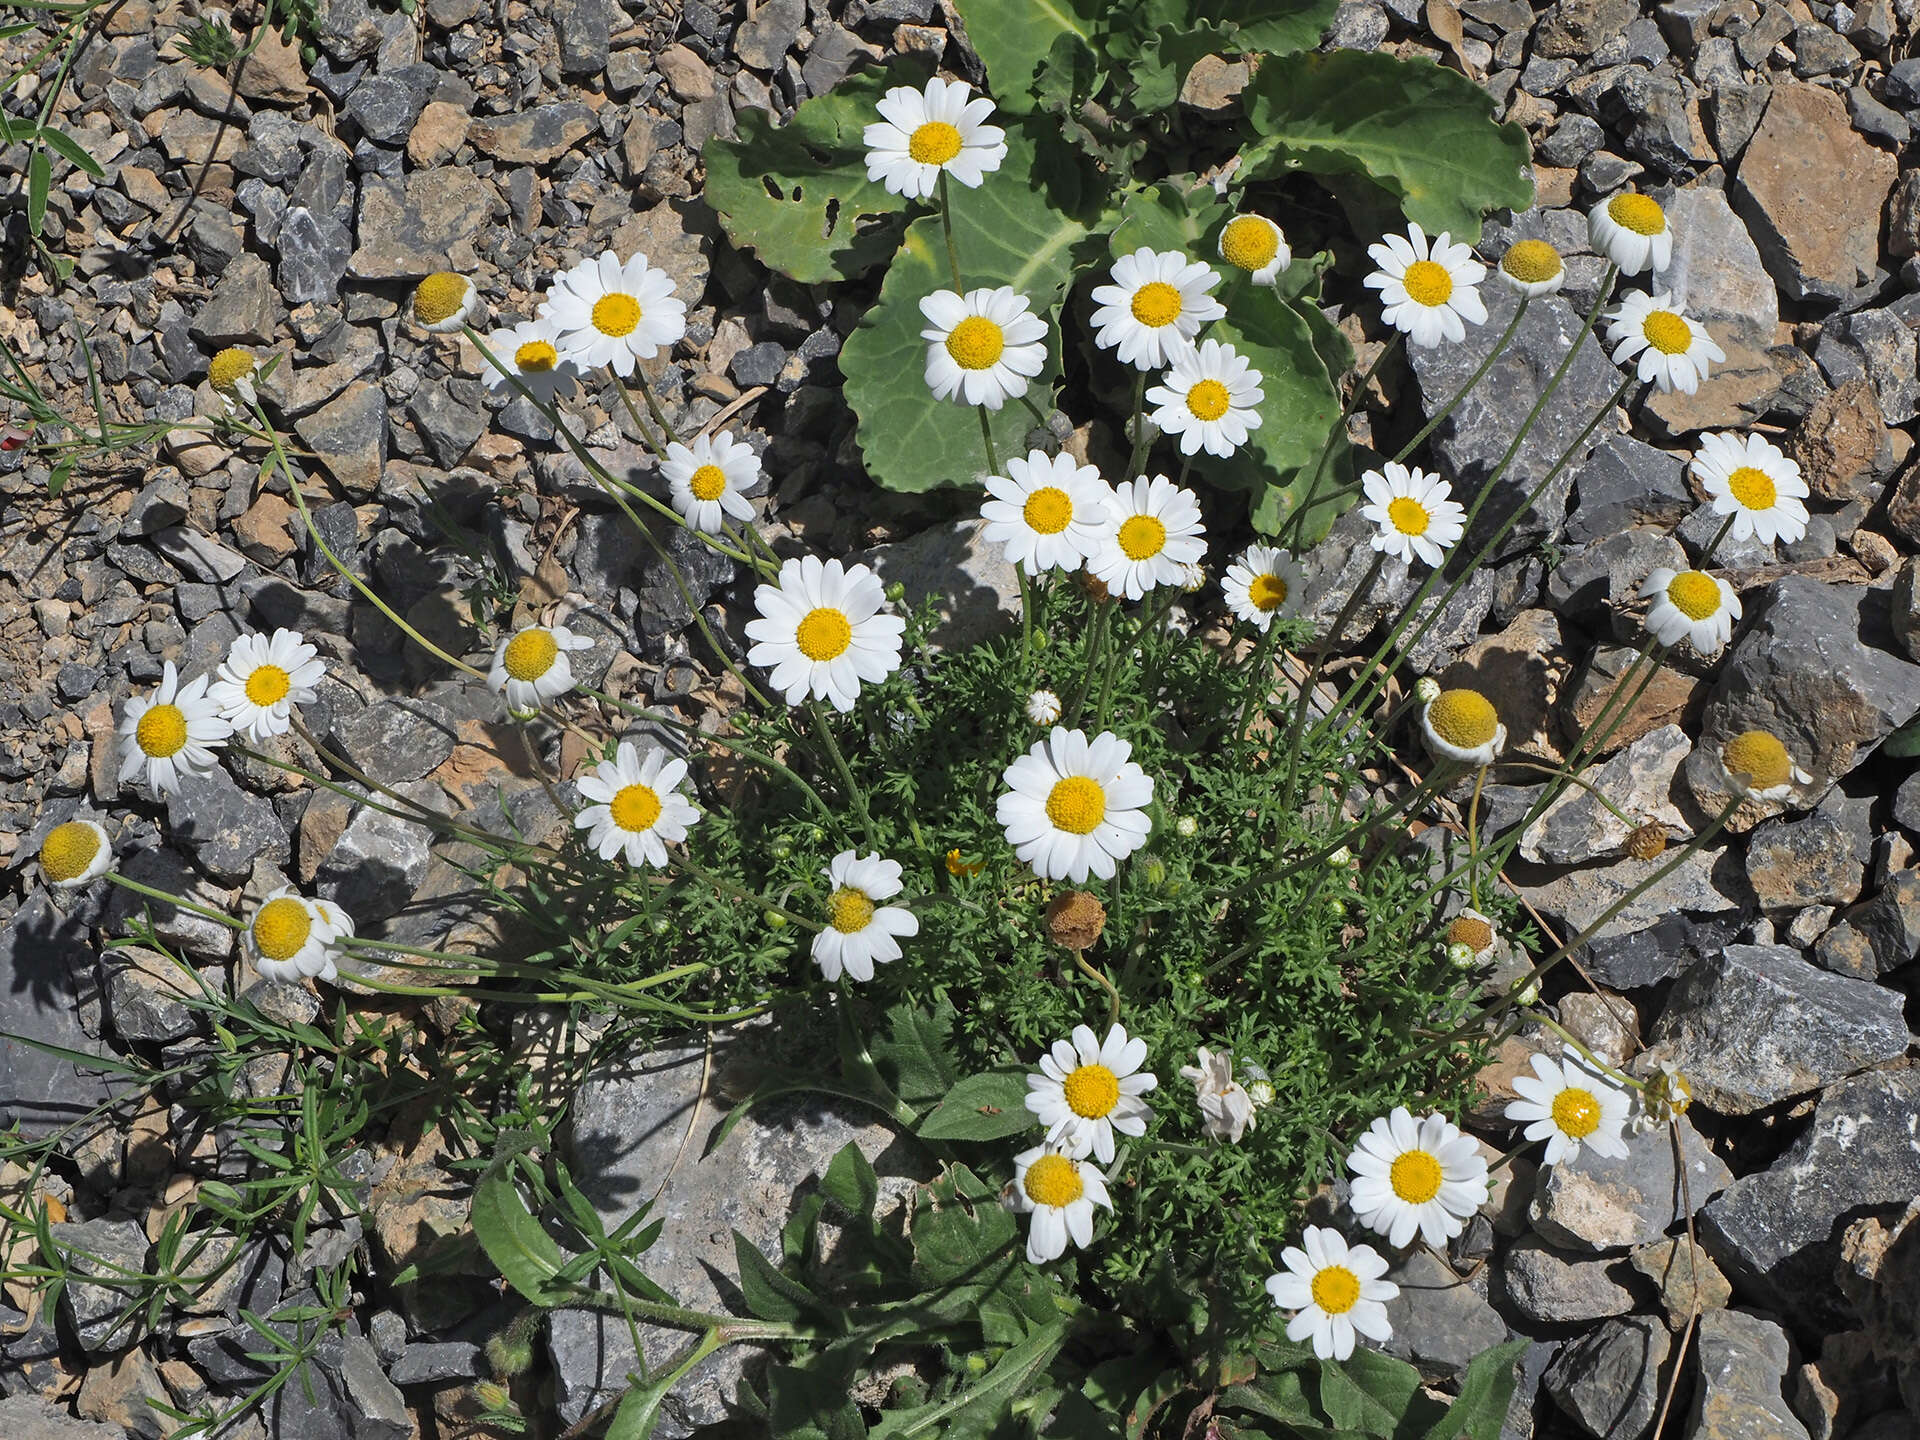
[703, 62, 925, 284]
[1240, 50, 1533, 243]
[946, 0, 1101, 114]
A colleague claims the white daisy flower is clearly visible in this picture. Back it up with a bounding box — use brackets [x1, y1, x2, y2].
[39, 818, 112, 890]
[1086, 474, 1207, 601]
[1588, 191, 1673, 276]
[918, 286, 1048, 410]
[979, 449, 1113, 575]
[811, 849, 918, 983]
[207, 628, 325, 743]
[1497, 239, 1566, 297]
[996, 726, 1154, 883]
[412, 272, 480, 334]
[744, 556, 904, 712]
[1265, 1226, 1399, 1362]
[661, 429, 761, 535]
[1025, 689, 1063, 726]
[1217, 213, 1291, 286]
[313, 898, 354, 945]
[1088, 248, 1227, 371]
[1420, 687, 1506, 767]
[246, 887, 346, 985]
[1690, 431, 1809, 547]
[862, 76, 1007, 200]
[1146, 338, 1264, 458]
[1639, 567, 1740, 654]
[1360, 463, 1465, 569]
[1363, 224, 1488, 348]
[1024, 1022, 1157, 1164]
[1222, 544, 1305, 631]
[1504, 1046, 1633, 1166]
[1720, 729, 1812, 802]
[478, 319, 578, 407]
[573, 741, 699, 869]
[118, 661, 231, 796]
[1179, 1046, 1256, 1144]
[487, 623, 594, 712]
[1605, 290, 1725, 395]
[207, 347, 259, 413]
[1346, 1107, 1490, 1250]
[1007, 1143, 1112, 1265]
[542, 251, 686, 377]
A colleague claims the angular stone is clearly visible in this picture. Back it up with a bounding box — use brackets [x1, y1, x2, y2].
[1522, 724, 1691, 865]
[551, 0, 611, 74]
[467, 102, 595, 166]
[1563, 644, 1705, 757]
[189, 253, 279, 346]
[1407, 286, 1621, 560]
[1731, 82, 1898, 303]
[1534, 0, 1639, 56]
[294, 382, 387, 498]
[854, 520, 1018, 652]
[55, 1218, 151, 1351]
[0, 893, 121, 1138]
[164, 767, 289, 884]
[103, 946, 198, 1044]
[315, 782, 443, 924]
[1690, 1309, 1812, 1440]
[734, 0, 803, 69]
[1681, 578, 1920, 821]
[607, 199, 711, 308]
[1439, 608, 1573, 760]
[1517, 843, 1746, 947]
[230, 26, 308, 105]
[1544, 1315, 1671, 1440]
[1567, 435, 1693, 545]
[1744, 791, 1872, 910]
[405, 380, 485, 468]
[330, 698, 457, 785]
[0, 1393, 134, 1438]
[1530, 1116, 1732, 1252]
[1500, 1237, 1639, 1324]
[633, 520, 738, 640]
[152, 525, 246, 583]
[349, 171, 502, 280]
[1814, 308, 1920, 427]
[1814, 869, 1920, 980]
[1792, 378, 1893, 503]
[278, 206, 353, 305]
[1630, 1237, 1732, 1326]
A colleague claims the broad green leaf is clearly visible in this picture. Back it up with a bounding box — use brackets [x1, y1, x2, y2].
[27, 148, 49, 236]
[469, 1163, 566, 1306]
[820, 1140, 880, 1218]
[1424, 1339, 1530, 1440]
[1210, 0, 1341, 55]
[734, 1230, 830, 1324]
[916, 1070, 1035, 1142]
[1219, 1369, 1319, 1426]
[768, 1357, 868, 1440]
[1109, 179, 1228, 262]
[1319, 1348, 1443, 1438]
[946, 0, 1098, 114]
[842, 124, 1099, 493]
[1240, 50, 1532, 243]
[870, 998, 961, 1112]
[39, 126, 103, 178]
[909, 1163, 1019, 1288]
[703, 63, 920, 284]
[1132, 21, 1235, 114]
[868, 1321, 1067, 1438]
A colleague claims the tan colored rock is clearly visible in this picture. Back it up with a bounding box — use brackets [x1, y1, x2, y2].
[1180, 54, 1248, 111]
[1631, 1237, 1733, 1327]
[656, 42, 715, 101]
[1442, 608, 1573, 761]
[230, 26, 308, 105]
[1793, 378, 1890, 502]
[232, 490, 296, 563]
[1563, 645, 1705, 755]
[407, 100, 470, 167]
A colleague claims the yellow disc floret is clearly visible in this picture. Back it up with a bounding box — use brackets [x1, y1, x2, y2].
[208, 347, 256, 393]
[1642, 310, 1693, 356]
[1186, 379, 1231, 421]
[1116, 514, 1167, 561]
[1389, 1149, 1444, 1204]
[795, 607, 853, 661]
[515, 339, 559, 373]
[1309, 1265, 1361, 1315]
[1387, 497, 1431, 536]
[1444, 914, 1494, 953]
[1551, 1087, 1601, 1139]
[1023, 487, 1073, 535]
[244, 665, 291, 706]
[1607, 192, 1666, 236]
[1725, 466, 1776, 511]
[610, 783, 663, 833]
[1426, 689, 1498, 749]
[502, 628, 560, 681]
[1401, 259, 1454, 307]
[592, 292, 642, 338]
[1249, 574, 1288, 612]
[1665, 571, 1721, 621]
[41, 821, 104, 884]
[413, 272, 470, 325]
[252, 897, 313, 962]
[1501, 240, 1563, 284]
[828, 885, 876, 934]
[908, 120, 963, 166]
[1221, 215, 1279, 272]
[1722, 730, 1792, 790]
[688, 464, 728, 502]
[1023, 1153, 1084, 1208]
[945, 316, 1005, 370]
[1130, 282, 1183, 328]
[1045, 776, 1106, 836]
[136, 704, 189, 758]
[1062, 1063, 1120, 1119]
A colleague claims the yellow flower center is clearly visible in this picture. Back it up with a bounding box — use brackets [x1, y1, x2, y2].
[208, 347, 255, 392]
[244, 665, 291, 707]
[1501, 240, 1563, 284]
[1130, 281, 1183, 328]
[413, 272, 470, 325]
[1427, 689, 1498, 748]
[1022, 1153, 1084, 1208]
[828, 885, 876, 934]
[515, 339, 558, 373]
[1116, 514, 1167, 561]
[609, 782, 663, 832]
[1249, 573, 1288, 612]
[1221, 215, 1279, 272]
[136, 704, 189, 758]
[1386, 496, 1431, 536]
[1725, 465, 1776, 511]
[1401, 259, 1454, 307]
[1445, 915, 1494, 953]
[502, 628, 560, 681]
[1389, 1149, 1444, 1204]
[1665, 570, 1721, 621]
[1642, 310, 1692, 356]
[41, 821, 103, 883]
[688, 464, 728, 502]
[252, 897, 313, 962]
[907, 120, 963, 166]
[795, 607, 853, 661]
[1022, 486, 1073, 535]
[1722, 730, 1792, 790]
[592, 292, 642, 338]
[1062, 1063, 1120, 1119]
[1310, 1264, 1361, 1315]
[1607, 192, 1666, 236]
[1186, 379, 1231, 422]
[945, 316, 1005, 370]
[1551, 1087, 1601, 1139]
[945, 848, 983, 877]
[1045, 775, 1106, 836]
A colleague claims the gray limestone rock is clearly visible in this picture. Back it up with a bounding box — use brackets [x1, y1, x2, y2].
[1529, 1116, 1732, 1253]
[54, 1218, 151, 1351]
[189, 253, 280, 346]
[315, 782, 444, 923]
[633, 519, 738, 640]
[348, 170, 502, 280]
[854, 520, 1018, 652]
[1377, 1246, 1508, 1381]
[1702, 1068, 1920, 1324]
[103, 946, 199, 1044]
[1566, 435, 1693, 545]
[0, 893, 122, 1137]
[551, 0, 611, 74]
[1518, 844, 1748, 948]
[466, 102, 597, 167]
[1577, 912, 1740, 991]
[736, 0, 804, 67]
[1545, 529, 1687, 624]
[1813, 869, 1920, 979]
[278, 206, 353, 305]
[1690, 1309, 1812, 1440]
[1499, 1237, 1639, 1324]
[1646, 944, 1909, 1114]
[294, 382, 387, 498]
[1743, 790, 1872, 910]
[406, 380, 486, 468]
[1544, 1315, 1671, 1440]
[163, 767, 289, 884]
[1813, 308, 1920, 427]
[0, 1395, 132, 1439]
[1522, 724, 1691, 865]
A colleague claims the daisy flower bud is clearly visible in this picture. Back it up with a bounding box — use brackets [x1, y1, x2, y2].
[1025, 688, 1063, 725]
[1498, 239, 1565, 297]
[1414, 676, 1441, 704]
[1175, 815, 1198, 839]
[1327, 846, 1353, 868]
[1446, 941, 1478, 968]
[1511, 977, 1540, 1007]
[1720, 729, 1811, 802]
[1217, 213, 1291, 286]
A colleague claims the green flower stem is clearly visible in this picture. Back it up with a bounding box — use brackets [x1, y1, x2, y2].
[632, 366, 682, 448]
[1015, 563, 1034, 672]
[1231, 621, 1283, 752]
[1278, 551, 1384, 814]
[937, 170, 964, 288]
[333, 933, 738, 1010]
[1494, 757, 1644, 832]
[976, 402, 1001, 479]
[1065, 598, 1113, 728]
[614, 381, 668, 458]
[805, 700, 878, 846]
[1387, 295, 1530, 468]
[1466, 762, 1489, 909]
[1017, 391, 1051, 430]
[674, 857, 823, 933]
[1526, 1013, 1640, 1091]
[104, 872, 243, 928]
[1073, 951, 1122, 1031]
[1125, 371, 1148, 478]
[1273, 332, 1402, 551]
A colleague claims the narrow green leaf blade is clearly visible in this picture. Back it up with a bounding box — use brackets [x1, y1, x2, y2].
[27, 148, 50, 235]
[39, 126, 104, 178]
[733, 1230, 827, 1324]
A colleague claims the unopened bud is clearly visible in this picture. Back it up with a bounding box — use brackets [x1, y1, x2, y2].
[1446, 941, 1477, 968]
[1141, 855, 1169, 889]
[1414, 676, 1441, 704]
[1175, 815, 1198, 839]
[884, 581, 907, 604]
[1512, 977, 1540, 1006]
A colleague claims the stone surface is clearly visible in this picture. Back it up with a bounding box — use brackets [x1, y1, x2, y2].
[1517, 843, 1746, 947]
[1702, 1068, 1920, 1323]
[1731, 82, 1899, 303]
[467, 102, 596, 166]
[1377, 1246, 1509, 1381]
[1566, 435, 1693, 545]
[0, 893, 121, 1137]
[1815, 308, 1920, 428]
[295, 382, 388, 498]
[189, 253, 279, 346]
[1814, 869, 1920, 980]
[1690, 1309, 1812, 1440]
[1630, 1237, 1733, 1326]
[349, 170, 502, 279]
[103, 946, 199, 1044]
[1562, 645, 1706, 757]
[331, 698, 458, 785]
[163, 766, 289, 883]
[1791, 378, 1891, 502]
[55, 1218, 151, 1351]
[315, 782, 444, 924]
[1645, 944, 1909, 1114]
[1743, 791, 1872, 910]
[1500, 1237, 1639, 1324]
[854, 519, 1018, 652]
[1544, 1315, 1671, 1440]
[0, 1396, 131, 1439]
[1522, 724, 1691, 864]
[1530, 1116, 1732, 1252]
